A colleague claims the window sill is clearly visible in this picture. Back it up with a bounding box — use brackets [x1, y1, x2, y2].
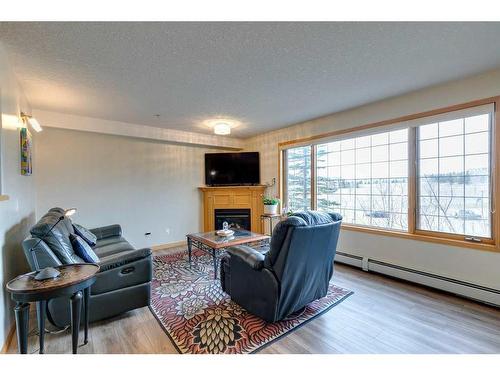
[0, 195, 9, 202]
[341, 224, 499, 253]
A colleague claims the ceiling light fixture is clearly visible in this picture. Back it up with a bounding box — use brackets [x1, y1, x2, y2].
[213, 122, 231, 135]
[20, 112, 43, 132]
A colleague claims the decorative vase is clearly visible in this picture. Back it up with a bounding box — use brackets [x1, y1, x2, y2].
[264, 204, 278, 215]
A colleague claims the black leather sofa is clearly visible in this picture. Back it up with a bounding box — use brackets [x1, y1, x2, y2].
[221, 211, 342, 323]
[22, 208, 152, 327]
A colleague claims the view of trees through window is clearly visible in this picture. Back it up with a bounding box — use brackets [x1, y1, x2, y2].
[417, 113, 491, 238]
[284, 146, 311, 212]
[316, 129, 408, 230]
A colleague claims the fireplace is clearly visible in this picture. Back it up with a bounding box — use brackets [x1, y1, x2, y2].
[199, 185, 266, 233]
[214, 209, 251, 231]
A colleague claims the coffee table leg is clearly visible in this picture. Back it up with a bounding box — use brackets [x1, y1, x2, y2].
[187, 237, 192, 267]
[14, 302, 30, 354]
[36, 300, 46, 354]
[83, 287, 90, 345]
[212, 248, 218, 279]
[70, 291, 82, 354]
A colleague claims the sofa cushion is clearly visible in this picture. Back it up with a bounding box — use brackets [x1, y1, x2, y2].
[93, 237, 136, 258]
[30, 207, 80, 264]
[94, 236, 126, 247]
[90, 224, 122, 240]
[73, 223, 97, 247]
[70, 234, 99, 263]
[97, 247, 152, 272]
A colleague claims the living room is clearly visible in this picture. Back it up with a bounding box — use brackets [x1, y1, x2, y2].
[1, 2, 499, 372]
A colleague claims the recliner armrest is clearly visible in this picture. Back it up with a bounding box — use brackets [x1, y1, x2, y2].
[90, 224, 122, 240]
[227, 245, 265, 270]
[98, 247, 152, 272]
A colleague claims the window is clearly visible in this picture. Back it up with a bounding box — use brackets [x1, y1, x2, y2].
[280, 99, 497, 250]
[417, 113, 492, 239]
[316, 129, 408, 230]
[284, 145, 311, 212]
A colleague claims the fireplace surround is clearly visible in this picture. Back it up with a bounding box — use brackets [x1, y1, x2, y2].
[199, 185, 266, 233]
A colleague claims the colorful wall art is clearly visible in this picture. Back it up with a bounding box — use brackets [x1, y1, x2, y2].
[20, 127, 32, 176]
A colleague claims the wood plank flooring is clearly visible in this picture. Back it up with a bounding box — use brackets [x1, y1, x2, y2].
[6, 249, 500, 354]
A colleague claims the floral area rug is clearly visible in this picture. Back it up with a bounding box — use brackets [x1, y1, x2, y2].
[150, 248, 353, 354]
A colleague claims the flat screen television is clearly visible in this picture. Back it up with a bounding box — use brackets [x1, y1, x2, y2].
[205, 152, 260, 186]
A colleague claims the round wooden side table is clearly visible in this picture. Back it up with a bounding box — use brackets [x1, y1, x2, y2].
[6, 263, 99, 354]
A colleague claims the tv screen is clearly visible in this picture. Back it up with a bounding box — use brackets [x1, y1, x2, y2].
[205, 152, 260, 186]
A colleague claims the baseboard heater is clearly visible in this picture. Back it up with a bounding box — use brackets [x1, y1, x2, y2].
[335, 251, 500, 307]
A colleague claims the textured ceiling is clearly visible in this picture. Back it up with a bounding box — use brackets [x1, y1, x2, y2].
[1, 22, 500, 138]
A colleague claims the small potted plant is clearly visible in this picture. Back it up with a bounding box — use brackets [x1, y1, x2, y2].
[263, 196, 280, 215]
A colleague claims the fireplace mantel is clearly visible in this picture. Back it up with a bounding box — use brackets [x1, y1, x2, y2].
[199, 185, 267, 233]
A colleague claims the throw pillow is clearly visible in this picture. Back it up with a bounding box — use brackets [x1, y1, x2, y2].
[70, 234, 99, 263]
[73, 223, 97, 247]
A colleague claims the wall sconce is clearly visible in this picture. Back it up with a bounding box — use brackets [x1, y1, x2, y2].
[20, 112, 43, 132]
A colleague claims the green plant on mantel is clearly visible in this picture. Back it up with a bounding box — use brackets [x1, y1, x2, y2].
[262, 196, 280, 206]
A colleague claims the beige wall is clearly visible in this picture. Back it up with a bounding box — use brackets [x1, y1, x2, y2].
[244, 67, 500, 289]
[35, 127, 221, 249]
[0, 43, 36, 347]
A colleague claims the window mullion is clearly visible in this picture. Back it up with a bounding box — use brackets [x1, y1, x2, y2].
[311, 144, 317, 210]
[408, 127, 417, 233]
[489, 109, 497, 243]
[281, 149, 288, 210]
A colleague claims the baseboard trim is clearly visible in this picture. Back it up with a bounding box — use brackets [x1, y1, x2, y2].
[151, 240, 186, 251]
[1, 322, 15, 354]
[335, 251, 500, 307]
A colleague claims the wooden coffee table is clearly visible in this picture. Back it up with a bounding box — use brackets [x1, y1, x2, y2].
[186, 230, 270, 279]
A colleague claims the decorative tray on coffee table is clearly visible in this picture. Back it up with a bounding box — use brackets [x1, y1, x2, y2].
[216, 229, 234, 237]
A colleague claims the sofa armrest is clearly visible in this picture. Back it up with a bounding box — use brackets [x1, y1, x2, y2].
[90, 224, 122, 240]
[227, 245, 265, 270]
[98, 247, 151, 272]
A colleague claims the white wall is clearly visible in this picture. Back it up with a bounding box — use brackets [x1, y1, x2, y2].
[35, 127, 221, 249]
[0, 43, 36, 348]
[245, 67, 500, 290]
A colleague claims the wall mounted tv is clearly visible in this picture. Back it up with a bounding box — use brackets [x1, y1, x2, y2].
[205, 152, 260, 186]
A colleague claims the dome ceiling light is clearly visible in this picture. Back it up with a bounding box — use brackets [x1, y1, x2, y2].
[213, 122, 231, 135]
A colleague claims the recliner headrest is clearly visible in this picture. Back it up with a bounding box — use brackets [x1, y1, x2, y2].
[290, 211, 342, 226]
[30, 207, 78, 264]
[264, 210, 342, 269]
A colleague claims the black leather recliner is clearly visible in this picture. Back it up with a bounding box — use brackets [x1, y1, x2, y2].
[22, 208, 152, 327]
[220, 211, 342, 323]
